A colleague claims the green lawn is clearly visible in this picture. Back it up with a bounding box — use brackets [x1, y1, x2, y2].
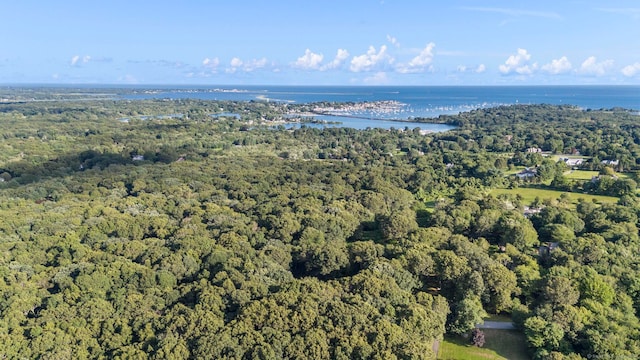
[563, 170, 631, 181]
[550, 154, 591, 162]
[504, 166, 526, 176]
[486, 314, 513, 323]
[491, 187, 618, 206]
[438, 330, 530, 360]
[563, 170, 600, 180]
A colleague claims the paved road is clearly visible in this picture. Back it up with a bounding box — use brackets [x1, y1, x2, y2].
[476, 320, 516, 330]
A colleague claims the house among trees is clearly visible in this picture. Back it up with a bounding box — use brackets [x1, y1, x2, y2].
[526, 147, 542, 153]
[539, 242, 560, 257]
[560, 157, 584, 167]
[132, 155, 145, 161]
[601, 159, 619, 166]
[523, 206, 542, 217]
[516, 167, 537, 179]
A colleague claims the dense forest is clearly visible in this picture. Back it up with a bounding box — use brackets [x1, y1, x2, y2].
[0, 95, 639, 359]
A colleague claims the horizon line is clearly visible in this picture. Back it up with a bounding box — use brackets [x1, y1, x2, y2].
[2, 83, 639, 88]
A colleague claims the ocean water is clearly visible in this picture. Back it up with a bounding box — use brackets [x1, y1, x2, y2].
[120, 85, 640, 130]
[122, 85, 640, 120]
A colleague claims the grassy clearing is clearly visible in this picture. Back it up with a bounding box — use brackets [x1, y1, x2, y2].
[563, 170, 600, 180]
[549, 154, 591, 162]
[491, 187, 618, 206]
[504, 167, 526, 176]
[486, 314, 513, 323]
[438, 330, 530, 360]
[563, 170, 631, 181]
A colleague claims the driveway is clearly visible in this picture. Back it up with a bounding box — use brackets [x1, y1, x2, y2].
[476, 320, 516, 330]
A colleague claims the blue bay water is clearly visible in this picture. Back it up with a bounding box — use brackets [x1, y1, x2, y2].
[121, 85, 640, 130]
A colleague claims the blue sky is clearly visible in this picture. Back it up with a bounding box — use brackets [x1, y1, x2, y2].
[1, 0, 639, 85]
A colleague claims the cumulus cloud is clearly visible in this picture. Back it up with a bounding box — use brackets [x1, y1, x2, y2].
[226, 57, 244, 73]
[457, 63, 486, 74]
[350, 45, 392, 72]
[542, 56, 572, 74]
[321, 49, 350, 70]
[202, 57, 220, 73]
[622, 62, 640, 77]
[203, 57, 220, 67]
[243, 58, 268, 72]
[293, 49, 324, 70]
[578, 56, 614, 76]
[499, 48, 537, 75]
[230, 58, 243, 67]
[387, 35, 400, 47]
[396, 43, 435, 74]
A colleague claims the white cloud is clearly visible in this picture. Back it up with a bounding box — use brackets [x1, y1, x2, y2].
[578, 56, 614, 76]
[230, 57, 243, 67]
[542, 56, 572, 74]
[201, 57, 220, 75]
[350, 45, 392, 72]
[396, 43, 435, 74]
[293, 49, 324, 70]
[387, 35, 400, 47]
[243, 58, 268, 72]
[363, 72, 389, 85]
[621, 63, 640, 77]
[70, 55, 92, 66]
[409, 43, 435, 68]
[457, 63, 486, 74]
[203, 57, 220, 68]
[226, 57, 243, 73]
[321, 49, 350, 70]
[499, 48, 538, 75]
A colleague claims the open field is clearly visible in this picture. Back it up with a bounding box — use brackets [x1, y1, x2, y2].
[486, 314, 514, 323]
[438, 329, 530, 360]
[491, 187, 618, 206]
[550, 154, 591, 162]
[563, 170, 631, 181]
[563, 170, 599, 180]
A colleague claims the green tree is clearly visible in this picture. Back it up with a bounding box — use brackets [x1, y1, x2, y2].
[378, 208, 419, 241]
[448, 295, 487, 335]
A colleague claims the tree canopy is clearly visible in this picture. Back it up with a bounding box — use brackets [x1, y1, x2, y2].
[1, 92, 639, 359]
